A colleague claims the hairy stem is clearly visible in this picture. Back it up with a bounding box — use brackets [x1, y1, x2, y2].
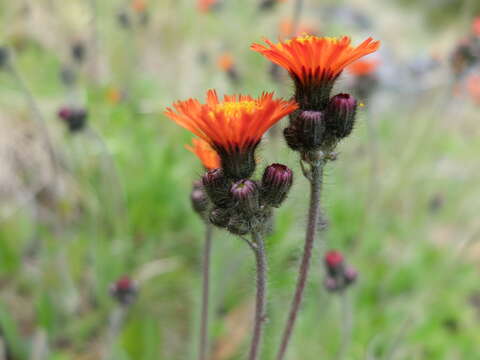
[248, 231, 267, 360]
[276, 160, 324, 360]
[338, 291, 352, 360]
[198, 223, 213, 360]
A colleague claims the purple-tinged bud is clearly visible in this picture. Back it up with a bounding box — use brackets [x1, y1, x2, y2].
[344, 266, 358, 285]
[57, 106, 88, 132]
[297, 110, 325, 150]
[286, 110, 326, 151]
[324, 250, 344, 277]
[110, 276, 138, 306]
[324, 251, 358, 293]
[261, 163, 293, 207]
[209, 207, 231, 228]
[324, 276, 340, 292]
[325, 93, 357, 139]
[202, 168, 232, 208]
[231, 179, 260, 215]
[190, 180, 208, 216]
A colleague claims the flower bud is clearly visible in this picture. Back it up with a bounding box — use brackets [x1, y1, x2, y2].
[325, 93, 357, 139]
[344, 266, 358, 285]
[283, 126, 302, 151]
[227, 215, 250, 235]
[190, 180, 208, 216]
[202, 168, 232, 208]
[324, 276, 340, 292]
[323, 251, 358, 293]
[209, 207, 231, 228]
[261, 163, 293, 207]
[324, 250, 344, 277]
[110, 276, 138, 306]
[57, 106, 88, 132]
[231, 179, 260, 215]
[286, 110, 326, 151]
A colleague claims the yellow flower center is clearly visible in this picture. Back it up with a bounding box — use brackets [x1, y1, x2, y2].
[283, 35, 339, 46]
[214, 101, 259, 117]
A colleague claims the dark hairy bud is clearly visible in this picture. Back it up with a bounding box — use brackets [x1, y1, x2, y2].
[202, 168, 232, 208]
[325, 93, 357, 139]
[323, 250, 358, 293]
[283, 126, 301, 151]
[298, 110, 326, 149]
[209, 207, 231, 228]
[227, 215, 250, 235]
[230, 179, 260, 215]
[190, 180, 209, 216]
[324, 250, 344, 277]
[261, 163, 293, 207]
[57, 106, 88, 132]
[110, 276, 138, 306]
[285, 110, 325, 152]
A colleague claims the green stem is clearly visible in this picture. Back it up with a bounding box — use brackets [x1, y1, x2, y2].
[248, 231, 267, 360]
[198, 223, 213, 360]
[276, 159, 324, 360]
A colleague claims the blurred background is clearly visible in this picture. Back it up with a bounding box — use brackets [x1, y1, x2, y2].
[0, 0, 480, 359]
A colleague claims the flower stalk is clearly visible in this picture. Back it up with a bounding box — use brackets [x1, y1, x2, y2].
[198, 223, 213, 360]
[248, 231, 268, 360]
[276, 155, 325, 360]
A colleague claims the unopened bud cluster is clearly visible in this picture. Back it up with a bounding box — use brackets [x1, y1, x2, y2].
[323, 250, 357, 293]
[284, 92, 358, 154]
[110, 275, 138, 306]
[201, 163, 293, 235]
[57, 106, 88, 132]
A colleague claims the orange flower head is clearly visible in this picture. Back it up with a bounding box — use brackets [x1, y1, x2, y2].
[186, 138, 221, 170]
[217, 53, 234, 71]
[473, 17, 480, 36]
[165, 90, 298, 179]
[251, 35, 380, 109]
[467, 74, 480, 104]
[106, 87, 123, 104]
[347, 58, 379, 76]
[131, 0, 147, 12]
[198, 0, 217, 13]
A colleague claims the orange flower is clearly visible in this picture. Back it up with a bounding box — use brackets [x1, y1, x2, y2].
[198, 0, 217, 13]
[347, 58, 379, 76]
[186, 138, 221, 170]
[131, 0, 147, 12]
[165, 90, 297, 178]
[106, 87, 123, 104]
[251, 35, 380, 109]
[217, 53, 234, 71]
[473, 17, 480, 36]
[467, 74, 480, 104]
